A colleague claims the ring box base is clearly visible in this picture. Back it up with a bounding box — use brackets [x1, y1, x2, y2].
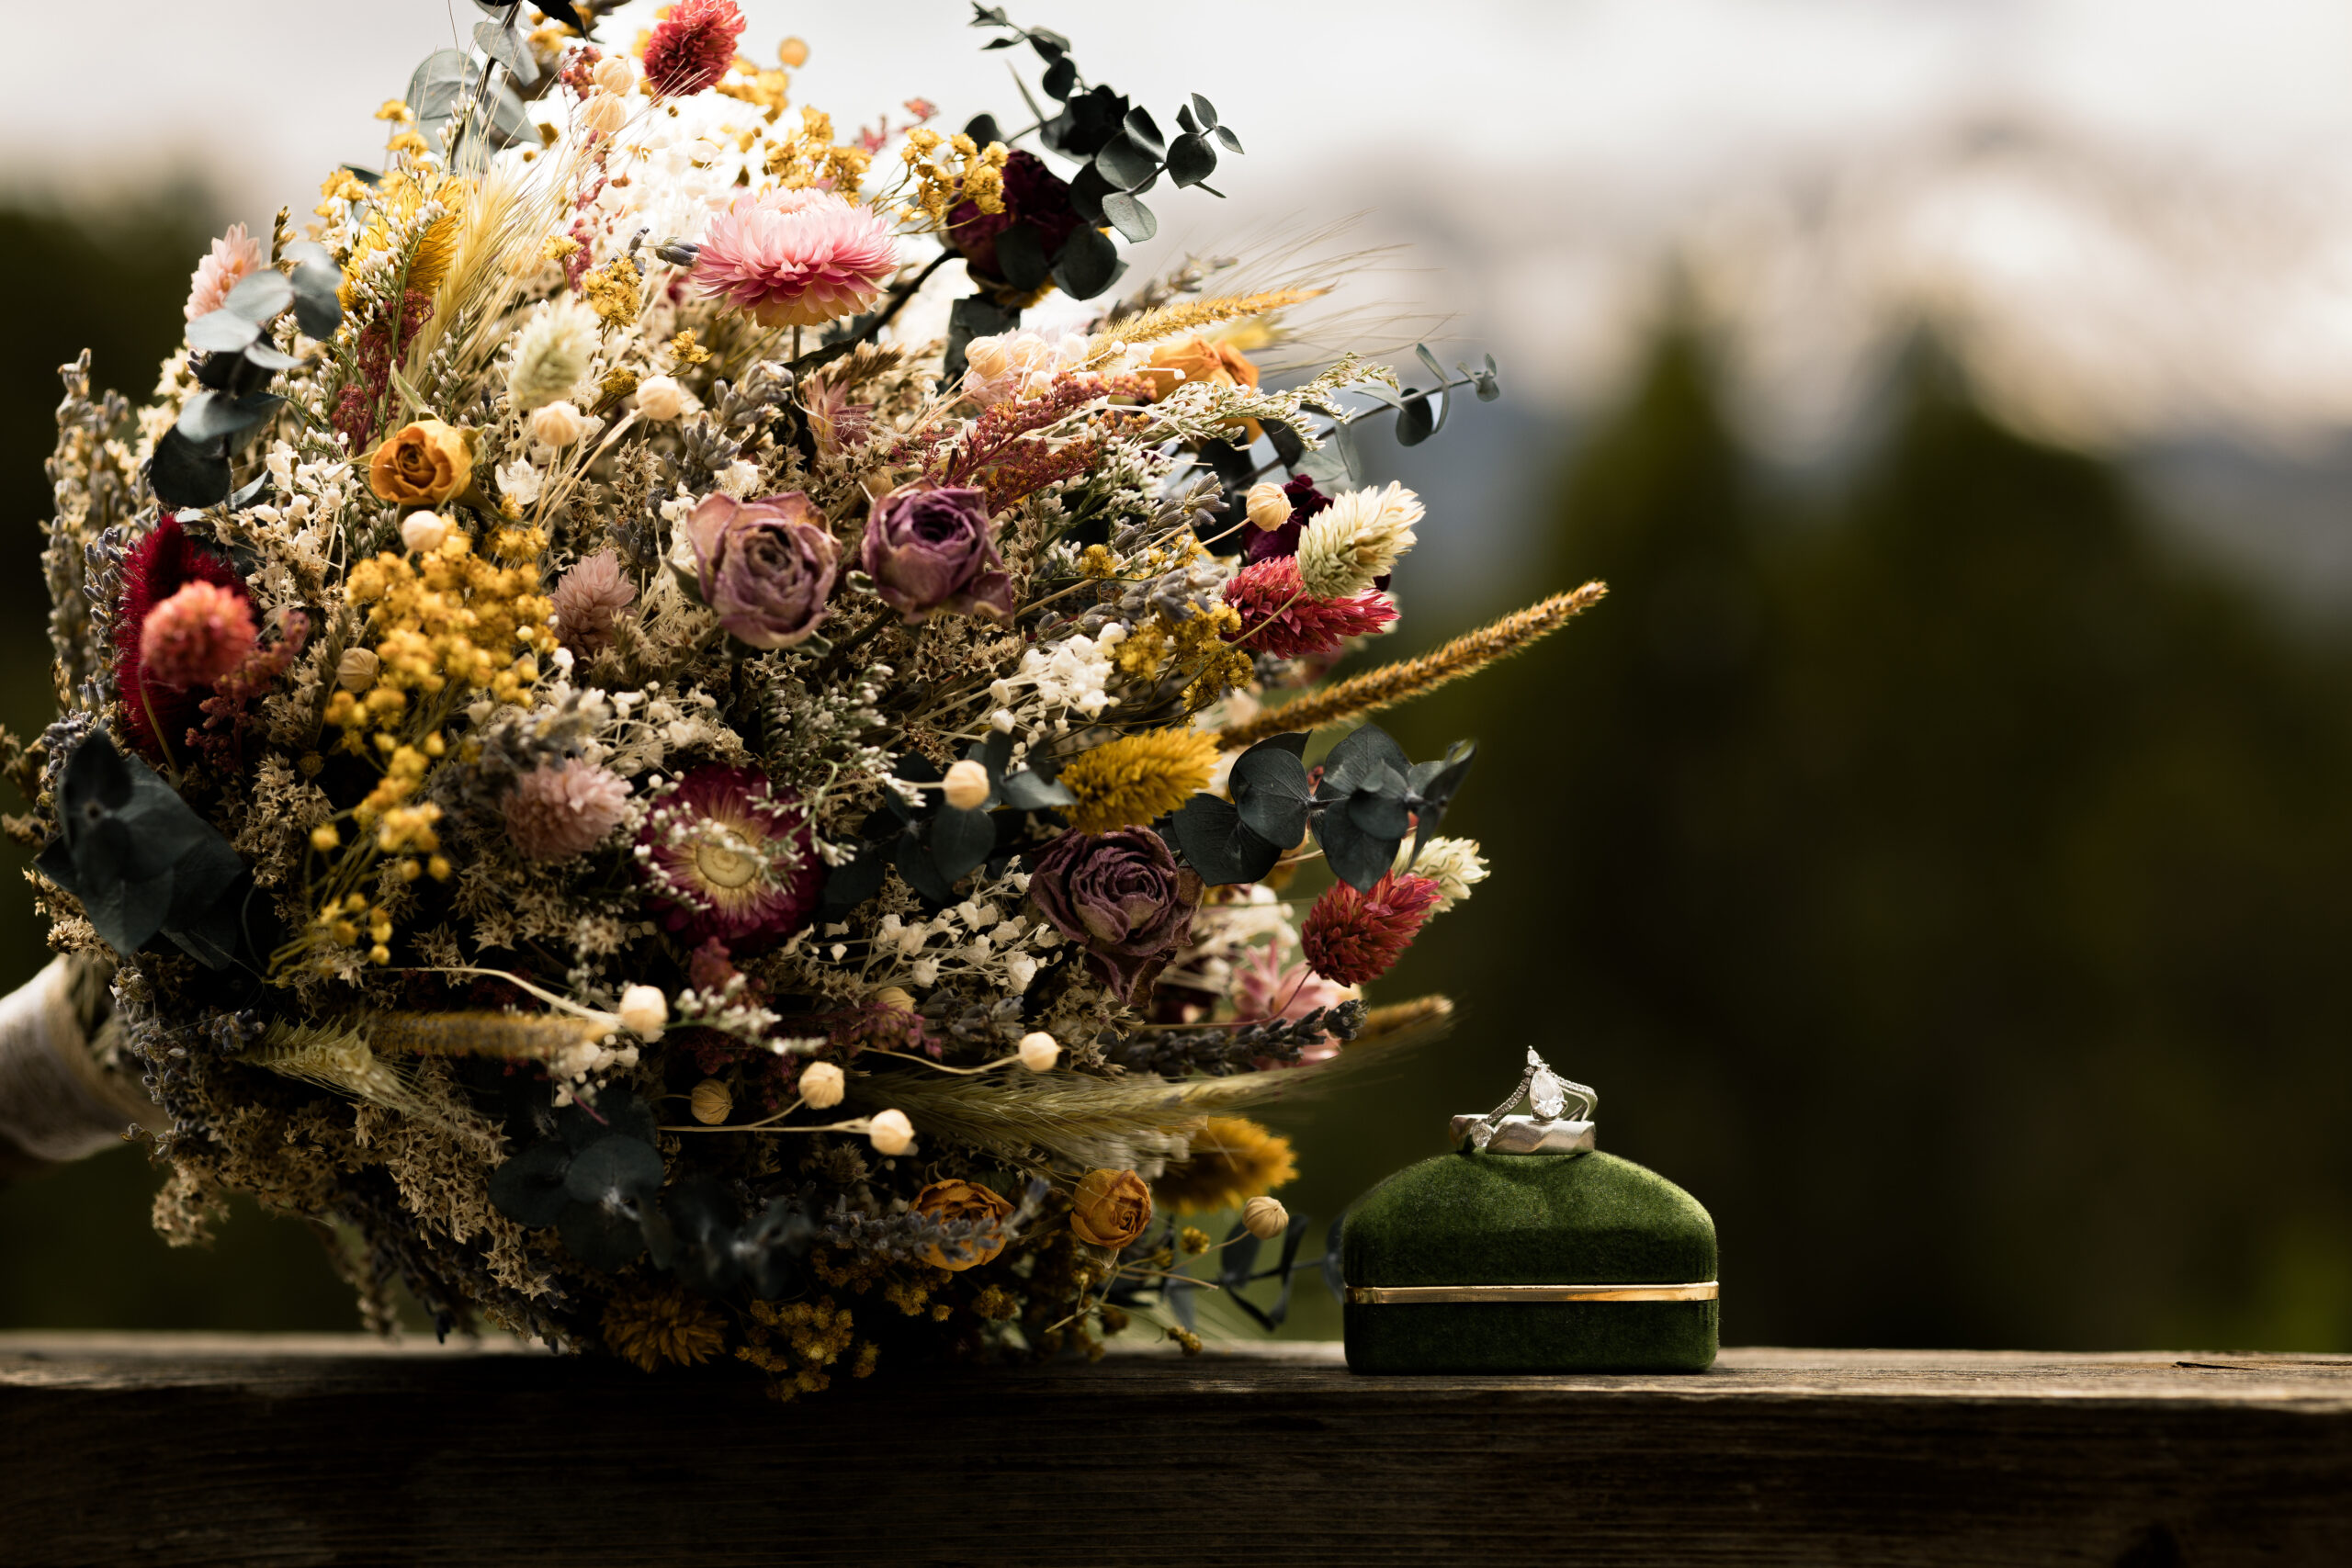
[1341, 1149, 1718, 1375]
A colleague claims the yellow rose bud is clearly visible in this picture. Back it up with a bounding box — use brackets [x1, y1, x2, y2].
[866, 1107, 915, 1156]
[1242, 1195, 1290, 1241]
[1070, 1168, 1153, 1249]
[368, 418, 473, 506]
[942, 758, 991, 811]
[800, 1060, 845, 1109]
[1244, 480, 1291, 533]
[912, 1179, 1014, 1270]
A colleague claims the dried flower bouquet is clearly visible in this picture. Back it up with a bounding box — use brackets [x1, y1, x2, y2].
[9, 0, 1602, 1393]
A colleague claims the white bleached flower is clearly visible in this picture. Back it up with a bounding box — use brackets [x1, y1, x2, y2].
[717, 459, 763, 497]
[497, 457, 543, 505]
[617, 984, 668, 1039]
[867, 1108, 915, 1155]
[401, 511, 449, 554]
[507, 296, 600, 412]
[800, 1061, 845, 1108]
[1396, 835, 1489, 912]
[530, 400, 594, 448]
[1017, 1032, 1061, 1071]
[1296, 481, 1422, 598]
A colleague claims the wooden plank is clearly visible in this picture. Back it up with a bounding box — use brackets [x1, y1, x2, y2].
[4, 1335, 2348, 1566]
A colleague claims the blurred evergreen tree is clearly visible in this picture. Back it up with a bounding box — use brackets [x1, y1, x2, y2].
[1280, 326, 2352, 1351]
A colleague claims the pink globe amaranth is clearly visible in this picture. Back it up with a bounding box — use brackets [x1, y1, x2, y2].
[692, 187, 899, 330]
[139, 580, 258, 691]
[861, 484, 1014, 624]
[684, 492, 839, 649]
[636, 766, 824, 952]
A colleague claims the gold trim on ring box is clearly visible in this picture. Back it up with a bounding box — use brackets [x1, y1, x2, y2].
[1345, 1281, 1719, 1305]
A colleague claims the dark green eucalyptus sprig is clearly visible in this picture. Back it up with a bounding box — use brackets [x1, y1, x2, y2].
[152, 243, 343, 510]
[487, 1096, 665, 1271]
[1165, 724, 1476, 891]
[819, 731, 1075, 916]
[646, 1175, 817, 1298]
[1133, 1209, 1315, 1333]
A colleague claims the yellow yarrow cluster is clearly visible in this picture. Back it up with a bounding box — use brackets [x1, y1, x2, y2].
[715, 56, 793, 120]
[762, 107, 874, 192]
[1114, 602, 1250, 709]
[582, 254, 642, 327]
[1059, 727, 1220, 833]
[899, 128, 1008, 226]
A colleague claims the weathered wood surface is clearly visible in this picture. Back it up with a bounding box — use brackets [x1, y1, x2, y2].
[3, 1335, 2348, 1566]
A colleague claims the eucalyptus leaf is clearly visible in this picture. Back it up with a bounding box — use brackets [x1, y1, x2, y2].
[993, 222, 1051, 290]
[965, 112, 1005, 146]
[557, 1199, 648, 1271]
[1190, 93, 1221, 129]
[1176, 102, 1202, 136]
[33, 733, 248, 965]
[1315, 805, 1396, 893]
[999, 769, 1077, 810]
[147, 427, 232, 509]
[239, 343, 304, 373]
[177, 390, 284, 444]
[1348, 788, 1413, 841]
[1217, 1221, 1261, 1290]
[1396, 390, 1434, 446]
[223, 268, 294, 323]
[1165, 793, 1283, 885]
[1165, 133, 1217, 188]
[929, 805, 998, 884]
[1093, 132, 1160, 192]
[1121, 106, 1165, 155]
[186, 310, 260, 354]
[1099, 191, 1157, 243]
[1213, 124, 1244, 153]
[487, 1141, 572, 1227]
[564, 1136, 663, 1205]
[472, 17, 538, 86]
[896, 826, 957, 904]
[1050, 222, 1121, 300]
[406, 48, 472, 130]
[819, 843, 890, 919]
[1319, 725, 1410, 797]
[1041, 54, 1077, 99]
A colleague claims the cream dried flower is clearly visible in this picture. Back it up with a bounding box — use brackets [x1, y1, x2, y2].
[867, 1108, 915, 1156]
[1243, 481, 1290, 532]
[800, 1061, 845, 1108]
[503, 759, 632, 861]
[336, 648, 379, 693]
[577, 92, 630, 141]
[530, 400, 594, 448]
[1394, 835, 1488, 912]
[550, 548, 639, 655]
[1296, 481, 1422, 598]
[507, 296, 600, 412]
[1017, 1031, 1061, 1071]
[401, 511, 449, 554]
[592, 55, 639, 96]
[634, 375, 692, 421]
[497, 457, 543, 506]
[617, 984, 668, 1039]
[1242, 1195, 1290, 1240]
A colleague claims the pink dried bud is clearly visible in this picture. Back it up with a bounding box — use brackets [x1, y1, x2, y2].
[550, 548, 639, 655]
[503, 759, 633, 861]
[1299, 872, 1442, 987]
[641, 0, 750, 97]
[139, 580, 257, 690]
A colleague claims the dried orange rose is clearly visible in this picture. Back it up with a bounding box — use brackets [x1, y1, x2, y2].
[912, 1179, 1014, 1270]
[368, 417, 473, 506]
[1069, 1167, 1152, 1249]
[1142, 335, 1262, 441]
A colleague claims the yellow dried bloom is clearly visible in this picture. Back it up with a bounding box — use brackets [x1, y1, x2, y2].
[339, 169, 465, 309]
[581, 253, 642, 326]
[541, 233, 582, 265]
[1079, 544, 1117, 579]
[1058, 728, 1219, 833]
[603, 1284, 728, 1372]
[1153, 1117, 1298, 1214]
[384, 130, 431, 159]
[374, 100, 414, 123]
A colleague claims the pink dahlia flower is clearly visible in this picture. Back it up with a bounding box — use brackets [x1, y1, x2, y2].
[636, 765, 824, 950]
[1222, 554, 1396, 660]
[184, 223, 264, 321]
[1299, 872, 1442, 988]
[641, 0, 748, 97]
[693, 188, 899, 329]
[505, 760, 633, 861]
[139, 580, 257, 690]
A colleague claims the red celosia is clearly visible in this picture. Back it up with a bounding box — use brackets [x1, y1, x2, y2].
[115, 515, 249, 762]
[641, 0, 748, 97]
[1299, 872, 1442, 987]
[1222, 554, 1396, 660]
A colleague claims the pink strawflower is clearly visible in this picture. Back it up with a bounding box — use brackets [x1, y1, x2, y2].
[1222, 554, 1396, 660]
[1299, 872, 1442, 988]
[637, 765, 824, 951]
[641, 0, 749, 97]
[505, 760, 633, 861]
[694, 188, 899, 329]
[184, 223, 264, 321]
[139, 581, 257, 690]
[550, 548, 639, 655]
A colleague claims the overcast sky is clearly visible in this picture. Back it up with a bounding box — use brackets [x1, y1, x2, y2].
[11, 1, 2352, 443]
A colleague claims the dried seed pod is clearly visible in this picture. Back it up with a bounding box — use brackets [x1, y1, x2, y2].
[689, 1077, 732, 1125]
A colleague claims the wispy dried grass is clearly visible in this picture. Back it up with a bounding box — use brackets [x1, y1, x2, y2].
[847, 1066, 1298, 1176]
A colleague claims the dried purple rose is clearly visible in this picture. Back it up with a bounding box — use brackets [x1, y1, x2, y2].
[861, 484, 1014, 623]
[1027, 828, 1204, 1004]
[684, 491, 839, 649]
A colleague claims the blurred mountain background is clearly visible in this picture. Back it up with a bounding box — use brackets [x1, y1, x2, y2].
[3, 0, 2351, 1349]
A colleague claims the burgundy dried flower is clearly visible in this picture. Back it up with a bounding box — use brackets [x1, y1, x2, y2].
[114, 515, 248, 762]
[637, 765, 824, 951]
[861, 484, 1013, 623]
[140, 581, 257, 691]
[550, 548, 639, 655]
[1028, 828, 1204, 1004]
[945, 150, 1081, 286]
[1245, 473, 1332, 566]
[1299, 872, 1442, 987]
[640, 0, 747, 96]
[685, 491, 839, 649]
[1222, 554, 1396, 660]
[505, 760, 633, 861]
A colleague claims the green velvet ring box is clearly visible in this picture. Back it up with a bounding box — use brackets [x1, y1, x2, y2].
[1340, 1148, 1719, 1374]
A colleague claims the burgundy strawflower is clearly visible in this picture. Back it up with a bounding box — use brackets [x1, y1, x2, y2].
[114, 515, 248, 762]
[1299, 872, 1442, 987]
[945, 150, 1081, 285]
[635, 765, 823, 951]
[640, 0, 749, 97]
[1222, 555, 1396, 660]
[1245, 473, 1332, 566]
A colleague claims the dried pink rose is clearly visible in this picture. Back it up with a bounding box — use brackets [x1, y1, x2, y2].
[551, 549, 639, 655]
[504, 760, 633, 861]
[184, 223, 264, 321]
